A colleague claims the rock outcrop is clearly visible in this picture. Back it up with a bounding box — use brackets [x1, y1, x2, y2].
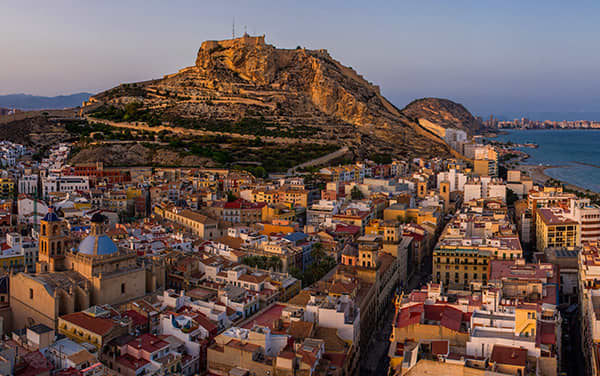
[69, 143, 213, 167]
[89, 35, 458, 158]
[402, 97, 483, 135]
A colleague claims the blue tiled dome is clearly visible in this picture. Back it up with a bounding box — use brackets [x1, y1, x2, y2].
[43, 211, 60, 222]
[77, 234, 119, 256]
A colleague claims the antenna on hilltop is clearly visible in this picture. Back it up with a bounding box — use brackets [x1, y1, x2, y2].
[232, 17, 235, 39]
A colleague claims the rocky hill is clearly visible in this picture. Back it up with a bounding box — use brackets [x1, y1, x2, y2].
[0, 115, 73, 149]
[402, 97, 483, 135]
[69, 143, 213, 167]
[87, 35, 455, 159]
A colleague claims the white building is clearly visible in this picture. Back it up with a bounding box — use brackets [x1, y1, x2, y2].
[437, 169, 467, 193]
[487, 183, 506, 201]
[304, 294, 360, 345]
[570, 199, 600, 243]
[306, 200, 341, 227]
[17, 195, 48, 225]
[42, 175, 89, 198]
[160, 313, 204, 363]
[18, 174, 38, 195]
[464, 182, 482, 202]
[6, 232, 37, 272]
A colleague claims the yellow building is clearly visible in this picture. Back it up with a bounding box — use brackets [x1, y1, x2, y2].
[278, 189, 309, 208]
[126, 187, 143, 200]
[0, 252, 24, 271]
[0, 178, 14, 197]
[261, 203, 296, 222]
[514, 304, 538, 338]
[260, 222, 297, 236]
[433, 246, 491, 289]
[252, 188, 309, 208]
[384, 204, 440, 227]
[73, 200, 92, 210]
[535, 207, 580, 251]
[155, 205, 221, 240]
[473, 159, 497, 177]
[58, 306, 126, 351]
[365, 219, 402, 243]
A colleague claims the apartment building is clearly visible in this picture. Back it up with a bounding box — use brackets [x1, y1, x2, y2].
[155, 205, 223, 240]
[536, 207, 580, 251]
[571, 199, 600, 243]
[433, 246, 491, 289]
[578, 241, 600, 375]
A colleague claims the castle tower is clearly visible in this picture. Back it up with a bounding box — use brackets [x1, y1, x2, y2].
[440, 180, 450, 210]
[36, 207, 67, 273]
[417, 181, 427, 199]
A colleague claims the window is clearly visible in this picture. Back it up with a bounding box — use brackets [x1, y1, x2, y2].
[121, 283, 125, 294]
[29, 288, 33, 299]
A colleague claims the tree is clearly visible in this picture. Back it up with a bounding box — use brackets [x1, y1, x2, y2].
[506, 188, 519, 207]
[350, 186, 364, 200]
[267, 256, 282, 271]
[311, 242, 325, 264]
[226, 191, 237, 202]
[254, 166, 266, 178]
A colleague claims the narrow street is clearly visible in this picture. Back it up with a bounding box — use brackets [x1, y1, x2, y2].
[560, 306, 585, 376]
[361, 256, 433, 375]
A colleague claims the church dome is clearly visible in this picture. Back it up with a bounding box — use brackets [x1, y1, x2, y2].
[77, 234, 119, 256]
[43, 207, 61, 222]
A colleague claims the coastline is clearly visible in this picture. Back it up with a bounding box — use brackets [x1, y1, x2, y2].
[515, 163, 598, 195]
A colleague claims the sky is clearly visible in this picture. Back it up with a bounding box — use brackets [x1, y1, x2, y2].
[1, 1, 599, 117]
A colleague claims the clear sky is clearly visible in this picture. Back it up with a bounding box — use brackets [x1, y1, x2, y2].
[1, 1, 599, 117]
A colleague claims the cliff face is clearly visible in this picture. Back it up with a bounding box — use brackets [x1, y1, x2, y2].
[90, 35, 455, 158]
[192, 35, 405, 128]
[402, 97, 483, 135]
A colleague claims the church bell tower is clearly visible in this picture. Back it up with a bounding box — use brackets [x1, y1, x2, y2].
[36, 207, 67, 273]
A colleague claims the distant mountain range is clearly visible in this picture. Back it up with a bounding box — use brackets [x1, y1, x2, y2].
[0, 93, 92, 111]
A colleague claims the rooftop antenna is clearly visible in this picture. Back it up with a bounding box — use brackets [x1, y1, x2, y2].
[232, 17, 235, 39]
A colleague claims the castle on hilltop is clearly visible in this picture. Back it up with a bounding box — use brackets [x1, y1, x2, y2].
[200, 33, 266, 51]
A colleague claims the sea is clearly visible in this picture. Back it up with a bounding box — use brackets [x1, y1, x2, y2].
[489, 129, 600, 193]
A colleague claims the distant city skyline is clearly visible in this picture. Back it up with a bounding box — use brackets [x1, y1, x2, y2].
[1, 1, 599, 117]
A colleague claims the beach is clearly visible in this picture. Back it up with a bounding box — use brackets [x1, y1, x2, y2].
[516, 163, 598, 195]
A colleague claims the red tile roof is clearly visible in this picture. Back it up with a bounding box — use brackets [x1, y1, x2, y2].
[537, 321, 557, 346]
[395, 304, 423, 328]
[60, 312, 115, 336]
[490, 345, 527, 367]
[431, 340, 449, 356]
[422, 304, 466, 332]
[194, 312, 218, 333]
[17, 350, 53, 376]
[117, 354, 149, 370]
[440, 306, 463, 332]
[122, 310, 148, 327]
[242, 304, 286, 329]
[423, 304, 444, 322]
[126, 333, 169, 353]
